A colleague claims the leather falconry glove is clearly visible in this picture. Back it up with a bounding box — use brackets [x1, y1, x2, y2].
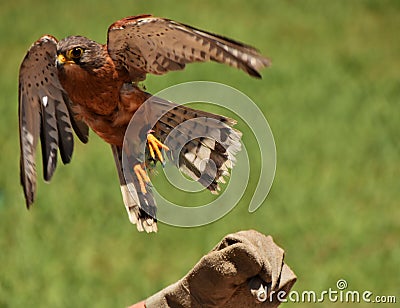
[140, 230, 296, 307]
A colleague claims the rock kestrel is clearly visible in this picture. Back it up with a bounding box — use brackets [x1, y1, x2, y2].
[18, 15, 270, 232]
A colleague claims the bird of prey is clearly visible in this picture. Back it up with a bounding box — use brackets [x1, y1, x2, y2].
[18, 14, 270, 232]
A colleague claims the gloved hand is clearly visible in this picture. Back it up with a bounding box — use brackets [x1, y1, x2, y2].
[141, 230, 296, 307]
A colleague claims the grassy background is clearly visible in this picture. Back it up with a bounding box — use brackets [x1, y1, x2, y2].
[0, 0, 399, 307]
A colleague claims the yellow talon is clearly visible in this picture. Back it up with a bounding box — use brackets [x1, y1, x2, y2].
[147, 133, 169, 163]
[148, 142, 155, 160]
[133, 164, 150, 194]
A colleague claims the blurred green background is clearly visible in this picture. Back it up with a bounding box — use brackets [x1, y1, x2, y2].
[0, 0, 399, 307]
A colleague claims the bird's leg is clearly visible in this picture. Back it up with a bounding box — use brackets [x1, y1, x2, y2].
[147, 130, 169, 164]
[133, 163, 150, 194]
[132, 132, 169, 195]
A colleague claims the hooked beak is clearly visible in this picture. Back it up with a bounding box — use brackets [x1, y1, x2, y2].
[56, 53, 74, 66]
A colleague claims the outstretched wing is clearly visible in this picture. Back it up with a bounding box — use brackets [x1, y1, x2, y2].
[107, 15, 270, 81]
[19, 35, 89, 208]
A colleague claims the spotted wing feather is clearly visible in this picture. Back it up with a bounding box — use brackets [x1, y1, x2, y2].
[107, 15, 270, 80]
[18, 35, 89, 207]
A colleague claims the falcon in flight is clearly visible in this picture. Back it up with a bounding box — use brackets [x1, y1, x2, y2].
[18, 15, 270, 232]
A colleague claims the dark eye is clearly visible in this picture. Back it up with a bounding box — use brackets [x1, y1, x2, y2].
[67, 47, 83, 59]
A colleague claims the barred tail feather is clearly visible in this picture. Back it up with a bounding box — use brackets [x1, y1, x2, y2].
[153, 102, 242, 193]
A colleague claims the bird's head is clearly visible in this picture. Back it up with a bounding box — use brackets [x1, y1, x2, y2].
[56, 36, 106, 72]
